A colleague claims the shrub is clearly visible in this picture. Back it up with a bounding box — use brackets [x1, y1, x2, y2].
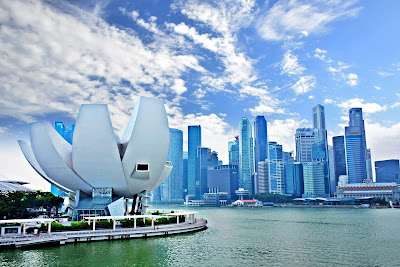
[95, 220, 113, 229]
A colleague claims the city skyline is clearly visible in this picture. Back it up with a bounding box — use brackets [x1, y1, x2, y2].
[1, 0, 400, 190]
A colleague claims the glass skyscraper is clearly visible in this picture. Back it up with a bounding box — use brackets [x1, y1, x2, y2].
[228, 137, 240, 166]
[284, 162, 303, 196]
[375, 159, 400, 183]
[295, 128, 317, 163]
[333, 136, 346, 185]
[239, 118, 254, 194]
[188, 125, 201, 197]
[268, 141, 284, 194]
[159, 128, 183, 201]
[183, 152, 188, 196]
[254, 116, 268, 174]
[207, 165, 239, 201]
[345, 108, 367, 183]
[303, 162, 326, 197]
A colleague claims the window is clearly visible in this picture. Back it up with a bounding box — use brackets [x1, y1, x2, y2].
[137, 163, 149, 171]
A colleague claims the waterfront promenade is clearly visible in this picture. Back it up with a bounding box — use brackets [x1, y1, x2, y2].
[0, 219, 207, 249]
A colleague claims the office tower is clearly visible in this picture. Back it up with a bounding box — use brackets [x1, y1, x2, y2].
[283, 151, 294, 165]
[312, 104, 327, 142]
[295, 128, 317, 163]
[209, 151, 219, 167]
[183, 152, 188, 196]
[345, 108, 367, 183]
[207, 165, 239, 201]
[51, 184, 67, 197]
[254, 116, 268, 174]
[228, 137, 239, 166]
[188, 125, 201, 197]
[268, 141, 285, 194]
[328, 146, 336, 195]
[55, 122, 65, 137]
[168, 128, 183, 200]
[284, 163, 304, 196]
[239, 118, 254, 194]
[366, 149, 373, 181]
[375, 160, 400, 183]
[218, 160, 223, 166]
[64, 124, 75, 145]
[257, 160, 269, 193]
[196, 147, 217, 199]
[333, 136, 346, 187]
[303, 162, 326, 197]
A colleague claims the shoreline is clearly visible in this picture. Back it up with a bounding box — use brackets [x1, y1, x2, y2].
[0, 219, 207, 250]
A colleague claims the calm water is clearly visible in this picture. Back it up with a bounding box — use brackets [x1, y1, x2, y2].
[1, 207, 400, 266]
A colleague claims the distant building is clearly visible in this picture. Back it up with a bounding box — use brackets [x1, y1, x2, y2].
[228, 137, 239, 166]
[268, 142, 285, 194]
[345, 108, 367, 183]
[239, 118, 254, 195]
[366, 149, 373, 181]
[333, 136, 346, 188]
[257, 160, 269, 194]
[51, 184, 67, 197]
[183, 152, 188, 196]
[295, 128, 317, 163]
[284, 163, 304, 196]
[335, 180, 400, 202]
[303, 162, 326, 198]
[188, 125, 201, 198]
[54, 122, 74, 145]
[202, 192, 228, 207]
[207, 165, 239, 201]
[254, 116, 268, 174]
[328, 146, 336, 195]
[375, 160, 400, 183]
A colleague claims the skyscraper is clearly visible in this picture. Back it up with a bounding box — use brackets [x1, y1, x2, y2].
[375, 159, 400, 183]
[228, 137, 239, 166]
[312, 104, 327, 142]
[196, 147, 210, 199]
[345, 108, 367, 183]
[168, 128, 183, 200]
[257, 160, 269, 193]
[268, 141, 285, 194]
[55, 122, 65, 137]
[207, 165, 239, 201]
[284, 163, 304, 196]
[333, 136, 346, 186]
[188, 125, 201, 197]
[183, 152, 188, 196]
[64, 124, 75, 145]
[295, 128, 317, 163]
[303, 162, 326, 197]
[366, 149, 373, 181]
[239, 118, 254, 194]
[254, 116, 268, 174]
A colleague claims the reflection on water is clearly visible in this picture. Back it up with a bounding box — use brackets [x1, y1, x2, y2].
[1, 207, 400, 266]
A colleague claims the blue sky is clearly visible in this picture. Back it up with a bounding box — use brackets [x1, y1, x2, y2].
[1, 0, 400, 189]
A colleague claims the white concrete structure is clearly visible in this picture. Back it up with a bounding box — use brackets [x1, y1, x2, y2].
[335, 181, 400, 201]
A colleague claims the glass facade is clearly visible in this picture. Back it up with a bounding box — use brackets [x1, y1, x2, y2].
[228, 138, 239, 166]
[295, 128, 317, 163]
[268, 141, 284, 194]
[375, 159, 400, 183]
[254, 116, 268, 174]
[345, 126, 367, 183]
[188, 125, 201, 197]
[303, 162, 326, 197]
[183, 152, 188, 196]
[333, 136, 346, 186]
[207, 165, 239, 201]
[239, 118, 254, 194]
[284, 163, 304, 196]
[54, 122, 74, 145]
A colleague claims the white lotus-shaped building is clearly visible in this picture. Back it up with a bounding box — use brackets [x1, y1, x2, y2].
[18, 96, 172, 217]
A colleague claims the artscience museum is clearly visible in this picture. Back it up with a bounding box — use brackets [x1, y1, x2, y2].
[18, 97, 172, 220]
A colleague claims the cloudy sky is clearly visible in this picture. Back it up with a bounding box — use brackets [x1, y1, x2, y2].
[1, 0, 400, 189]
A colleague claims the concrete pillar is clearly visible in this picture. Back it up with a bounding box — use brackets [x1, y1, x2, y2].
[113, 220, 116, 230]
[47, 222, 51, 234]
[177, 215, 179, 224]
[151, 219, 154, 228]
[22, 223, 26, 235]
[134, 218, 137, 229]
[93, 220, 96, 231]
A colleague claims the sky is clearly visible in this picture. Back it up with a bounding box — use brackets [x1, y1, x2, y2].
[1, 0, 400, 190]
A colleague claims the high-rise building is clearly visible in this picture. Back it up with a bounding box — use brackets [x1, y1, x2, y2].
[188, 125, 201, 197]
[295, 128, 317, 163]
[283, 151, 294, 165]
[207, 165, 239, 201]
[209, 151, 219, 167]
[168, 128, 183, 200]
[196, 147, 210, 199]
[345, 108, 367, 183]
[303, 162, 326, 197]
[55, 122, 65, 137]
[312, 104, 327, 142]
[333, 136, 346, 187]
[366, 149, 373, 181]
[284, 163, 304, 196]
[239, 118, 254, 194]
[64, 124, 75, 145]
[375, 160, 400, 183]
[268, 141, 285, 194]
[254, 116, 268, 174]
[228, 137, 239, 166]
[328, 146, 336, 195]
[183, 152, 188, 196]
[51, 184, 67, 197]
[257, 160, 269, 193]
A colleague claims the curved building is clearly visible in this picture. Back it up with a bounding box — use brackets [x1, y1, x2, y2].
[18, 97, 172, 218]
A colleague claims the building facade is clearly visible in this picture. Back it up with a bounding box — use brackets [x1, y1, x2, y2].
[239, 118, 254, 194]
[375, 160, 400, 183]
[188, 125, 201, 197]
[207, 165, 239, 201]
[257, 160, 269, 193]
[295, 128, 317, 163]
[268, 142, 285, 194]
[284, 163, 304, 196]
[333, 136, 346, 187]
[254, 116, 268, 174]
[228, 138, 239, 166]
[303, 162, 326, 197]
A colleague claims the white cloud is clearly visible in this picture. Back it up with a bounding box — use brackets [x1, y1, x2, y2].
[366, 122, 400, 162]
[337, 98, 387, 114]
[374, 85, 382, 90]
[171, 79, 187, 95]
[308, 95, 314, 99]
[324, 99, 334, 104]
[347, 73, 358, 86]
[314, 48, 333, 63]
[280, 50, 306, 75]
[256, 0, 360, 41]
[378, 71, 394, 77]
[0, 127, 7, 134]
[292, 75, 316, 94]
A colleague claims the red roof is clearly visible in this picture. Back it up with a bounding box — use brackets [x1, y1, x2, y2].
[240, 200, 256, 203]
